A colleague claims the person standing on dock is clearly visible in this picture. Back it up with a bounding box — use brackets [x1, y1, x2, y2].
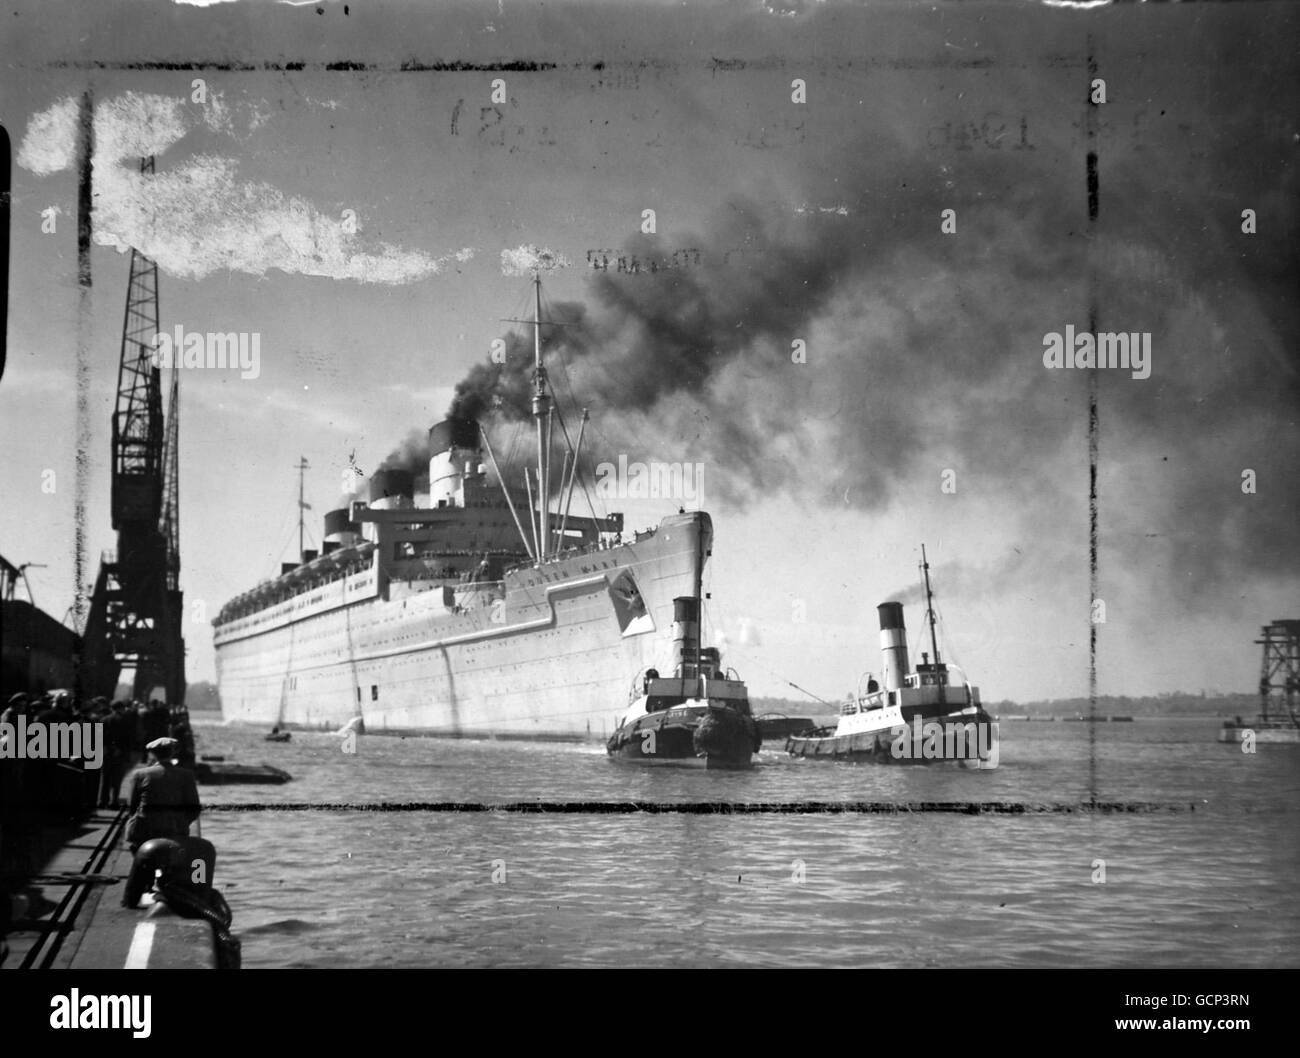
[124, 737, 201, 852]
[0, 695, 39, 878]
[98, 702, 134, 808]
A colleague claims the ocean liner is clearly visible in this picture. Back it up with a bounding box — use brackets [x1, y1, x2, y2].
[213, 276, 710, 742]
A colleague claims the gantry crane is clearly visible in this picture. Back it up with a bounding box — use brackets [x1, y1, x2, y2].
[81, 156, 186, 703]
[1256, 620, 1300, 727]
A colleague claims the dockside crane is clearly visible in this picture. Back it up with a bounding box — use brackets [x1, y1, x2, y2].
[81, 156, 186, 704]
[1257, 620, 1300, 727]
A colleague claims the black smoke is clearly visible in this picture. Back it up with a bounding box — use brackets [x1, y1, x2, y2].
[421, 32, 1298, 614]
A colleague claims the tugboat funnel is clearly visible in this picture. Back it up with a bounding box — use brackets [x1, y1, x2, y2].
[878, 601, 908, 692]
[672, 596, 701, 679]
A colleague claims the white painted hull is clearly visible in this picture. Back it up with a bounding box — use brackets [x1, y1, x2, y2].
[214, 514, 708, 742]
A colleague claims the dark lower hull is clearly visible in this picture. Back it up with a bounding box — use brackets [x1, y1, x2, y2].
[607, 706, 760, 769]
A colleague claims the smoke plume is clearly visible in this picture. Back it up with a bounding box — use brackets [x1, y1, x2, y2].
[416, 43, 1299, 615]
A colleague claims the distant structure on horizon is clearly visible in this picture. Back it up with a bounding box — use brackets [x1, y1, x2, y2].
[1218, 619, 1300, 744]
[1256, 619, 1300, 726]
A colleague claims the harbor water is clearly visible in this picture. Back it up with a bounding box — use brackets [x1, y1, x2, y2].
[193, 717, 1299, 968]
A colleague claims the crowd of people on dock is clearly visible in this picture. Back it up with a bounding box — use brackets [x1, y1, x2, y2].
[0, 691, 197, 879]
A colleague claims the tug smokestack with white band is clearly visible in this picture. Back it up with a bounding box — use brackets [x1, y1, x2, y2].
[878, 601, 909, 692]
[672, 596, 701, 679]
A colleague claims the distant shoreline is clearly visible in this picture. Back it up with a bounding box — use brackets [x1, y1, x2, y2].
[752, 692, 1266, 722]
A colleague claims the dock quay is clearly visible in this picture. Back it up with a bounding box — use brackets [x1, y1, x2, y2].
[2, 808, 227, 970]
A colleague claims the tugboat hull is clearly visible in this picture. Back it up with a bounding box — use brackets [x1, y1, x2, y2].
[785, 727, 891, 762]
[607, 705, 760, 769]
[786, 710, 997, 767]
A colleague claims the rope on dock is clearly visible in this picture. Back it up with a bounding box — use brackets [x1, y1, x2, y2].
[155, 883, 242, 970]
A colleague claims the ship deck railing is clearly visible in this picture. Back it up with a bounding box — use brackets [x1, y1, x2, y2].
[844, 676, 978, 713]
[504, 527, 652, 575]
[215, 545, 377, 624]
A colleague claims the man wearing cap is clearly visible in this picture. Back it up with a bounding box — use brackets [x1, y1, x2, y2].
[123, 737, 202, 852]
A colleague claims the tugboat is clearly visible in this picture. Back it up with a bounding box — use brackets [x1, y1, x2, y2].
[786, 546, 997, 767]
[607, 596, 760, 769]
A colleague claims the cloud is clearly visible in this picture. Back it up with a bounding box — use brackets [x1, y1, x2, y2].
[16, 96, 80, 176]
[18, 92, 473, 284]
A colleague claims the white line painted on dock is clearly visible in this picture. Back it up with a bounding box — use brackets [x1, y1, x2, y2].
[124, 922, 155, 969]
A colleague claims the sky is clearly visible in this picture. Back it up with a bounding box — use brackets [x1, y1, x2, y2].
[1, 0, 1296, 704]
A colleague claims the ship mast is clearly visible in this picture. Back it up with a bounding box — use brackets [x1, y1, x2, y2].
[921, 543, 941, 669]
[531, 274, 552, 564]
[694, 513, 705, 680]
[296, 456, 311, 561]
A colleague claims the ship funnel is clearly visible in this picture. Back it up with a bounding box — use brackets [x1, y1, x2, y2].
[323, 507, 362, 549]
[671, 596, 701, 678]
[369, 469, 414, 511]
[428, 417, 481, 508]
[878, 601, 909, 692]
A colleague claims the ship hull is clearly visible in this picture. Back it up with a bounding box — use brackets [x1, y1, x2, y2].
[1, 598, 79, 699]
[214, 514, 709, 743]
[787, 700, 996, 767]
[606, 704, 759, 769]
